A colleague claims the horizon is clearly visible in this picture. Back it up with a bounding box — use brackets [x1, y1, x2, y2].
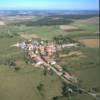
[0, 0, 99, 10]
[0, 9, 99, 11]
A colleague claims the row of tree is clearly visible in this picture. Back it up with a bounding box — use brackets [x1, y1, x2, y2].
[53, 35, 77, 45]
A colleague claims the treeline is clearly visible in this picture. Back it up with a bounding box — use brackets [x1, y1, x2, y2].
[13, 17, 73, 26]
[48, 14, 98, 20]
[53, 35, 78, 44]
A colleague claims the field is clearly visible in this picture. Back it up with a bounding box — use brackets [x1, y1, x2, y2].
[0, 68, 62, 100]
[0, 13, 99, 100]
[79, 39, 99, 48]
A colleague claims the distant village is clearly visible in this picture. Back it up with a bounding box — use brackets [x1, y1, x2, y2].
[12, 38, 78, 84]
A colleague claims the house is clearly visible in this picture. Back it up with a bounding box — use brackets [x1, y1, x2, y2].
[53, 64, 63, 72]
[32, 40, 39, 46]
[18, 42, 26, 49]
[39, 45, 46, 55]
[63, 72, 73, 80]
[46, 45, 56, 55]
[42, 55, 56, 65]
[27, 44, 34, 51]
[29, 51, 36, 58]
[63, 72, 77, 83]
[42, 56, 50, 63]
[28, 51, 43, 65]
[31, 56, 43, 65]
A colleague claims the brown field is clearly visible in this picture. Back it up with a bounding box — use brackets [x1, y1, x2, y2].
[79, 39, 99, 48]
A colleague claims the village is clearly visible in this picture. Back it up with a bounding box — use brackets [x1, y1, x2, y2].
[12, 38, 78, 84]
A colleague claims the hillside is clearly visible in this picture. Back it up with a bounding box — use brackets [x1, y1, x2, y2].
[0, 12, 99, 100]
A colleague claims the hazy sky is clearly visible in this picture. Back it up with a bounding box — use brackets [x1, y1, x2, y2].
[0, 0, 99, 10]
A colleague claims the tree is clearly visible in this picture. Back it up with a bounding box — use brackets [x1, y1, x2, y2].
[6, 57, 16, 67]
[43, 69, 47, 76]
[14, 67, 20, 71]
[9, 61, 16, 66]
[62, 82, 70, 97]
[37, 83, 44, 91]
[36, 83, 45, 97]
[52, 96, 60, 100]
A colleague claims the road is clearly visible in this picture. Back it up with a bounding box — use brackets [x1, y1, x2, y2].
[79, 88, 100, 100]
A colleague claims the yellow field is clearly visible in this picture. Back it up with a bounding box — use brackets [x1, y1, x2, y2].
[79, 39, 99, 48]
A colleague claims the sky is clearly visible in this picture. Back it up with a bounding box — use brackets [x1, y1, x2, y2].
[0, 0, 99, 10]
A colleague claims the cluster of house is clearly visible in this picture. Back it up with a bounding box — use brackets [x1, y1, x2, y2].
[13, 39, 78, 83]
